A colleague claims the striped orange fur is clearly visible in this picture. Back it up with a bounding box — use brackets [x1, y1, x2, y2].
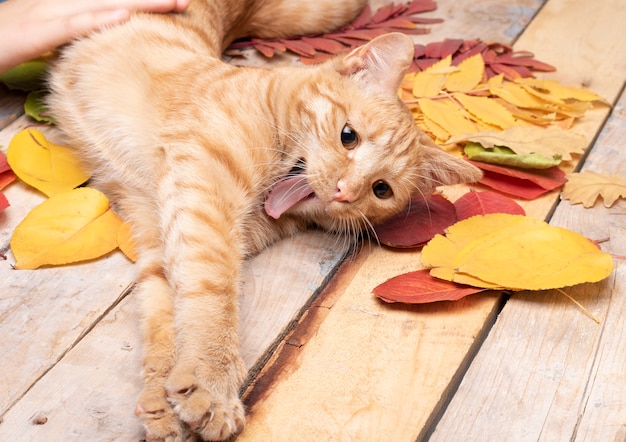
[47, 0, 480, 440]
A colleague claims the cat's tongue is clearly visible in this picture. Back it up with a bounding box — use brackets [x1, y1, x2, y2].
[265, 177, 315, 219]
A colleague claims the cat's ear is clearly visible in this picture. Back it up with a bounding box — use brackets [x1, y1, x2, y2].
[418, 133, 483, 187]
[336, 32, 414, 95]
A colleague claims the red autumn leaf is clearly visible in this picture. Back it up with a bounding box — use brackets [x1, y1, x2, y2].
[368, 17, 417, 30]
[373, 269, 485, 303]
[350, 4, 372, 28]
[496, 52, 556, 72]
[454, 190, 526, 220]
[490, 63, 524, 80]
[227, 0, 442, 61]
[469, 160, 567, 200]
[0, 150, 16, 194]
[374, 193, 457, 248]
[0, 192, 8, 211]
[254, 43, 279, 58]
[282, 40, 317, 57]
[0, 170, 16, 191]
[371, 2, 396, 22]
[300, 37, 346, 54]
[405, 0, 438, 14]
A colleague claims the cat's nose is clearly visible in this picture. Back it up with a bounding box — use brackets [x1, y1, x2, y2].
[333, 180, 356, 203]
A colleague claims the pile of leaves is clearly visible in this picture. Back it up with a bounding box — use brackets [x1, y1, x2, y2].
[227, 0, 443, 64]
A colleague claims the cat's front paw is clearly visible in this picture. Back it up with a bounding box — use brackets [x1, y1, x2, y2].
[136, 384, 190, 442]
[165, 359, 246, 441]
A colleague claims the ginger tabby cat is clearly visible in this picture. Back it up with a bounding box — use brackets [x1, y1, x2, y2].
[47, 0, 480, 439]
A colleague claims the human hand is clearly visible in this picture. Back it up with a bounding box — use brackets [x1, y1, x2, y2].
[0, 0, 190, 73]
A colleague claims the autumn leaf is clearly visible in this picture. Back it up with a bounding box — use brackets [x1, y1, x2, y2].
[464, 142, 561, 169]
[24, 90, 54, 123]
[0, 193, 8, 212]
[469, 159, 566, 200]
[452, 93, 517, 129]
[562, 171, 626, 208]
[7, 128, 90, 197]
[0, 151, 16, 213]
[227, 0, 442, 62]
[516, 78, 608, 104]
[421, 214, 614, 291]
[11, 187, 122, 269]
[454, 190, 525, 220]
[443, 53, 484, 92]
[117, 221, 138, 262]
[411, 56, 453, 98]
[374, 193, 457, 248]
[373, 269, 485, 303]
[0, 57, 49, 91]
[448, 126, 587, 161]
[0, 150, 16, 191]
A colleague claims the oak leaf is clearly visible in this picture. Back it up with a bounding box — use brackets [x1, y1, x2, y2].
[7, 129, 90, 197]
[11, 188, 122, 269]
[561, 171, 626, 208]
[421, 214, 614, 291]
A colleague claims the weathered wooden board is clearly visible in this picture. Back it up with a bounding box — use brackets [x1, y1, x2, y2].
[431, 88, 626, 442]
[239, 0, 626, 439]
[0, 86, 25, 130]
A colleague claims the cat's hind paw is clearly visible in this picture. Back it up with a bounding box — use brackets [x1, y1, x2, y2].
[165, 362, 246, 441]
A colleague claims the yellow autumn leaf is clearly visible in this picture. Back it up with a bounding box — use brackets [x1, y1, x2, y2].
[517, 78, 608, 104]
[117, 220, 138, 262]
[7, 129, 90, 197]
[453, 93, 517, 129]
[11, 187, 122, 269]
[489, 83, 549, 110]
[446, 125, 587, 161]
[412, 55, 452, 98]
[418, 98, 477, 138]
[562, 171, 626, 208]
[443, 54, 485, 92]
[421, 214, 614, 291]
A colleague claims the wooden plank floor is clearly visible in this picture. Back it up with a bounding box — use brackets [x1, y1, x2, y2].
[0, 0, 624, 440]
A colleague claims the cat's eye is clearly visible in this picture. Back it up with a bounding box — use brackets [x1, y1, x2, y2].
[372, 180, 393, 199]
[341, 124, 358, 149]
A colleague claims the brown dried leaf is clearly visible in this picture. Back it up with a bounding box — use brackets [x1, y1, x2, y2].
[562, 171, 626, 208]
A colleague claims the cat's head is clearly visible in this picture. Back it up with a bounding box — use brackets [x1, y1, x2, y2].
[265, 33, 481, 236]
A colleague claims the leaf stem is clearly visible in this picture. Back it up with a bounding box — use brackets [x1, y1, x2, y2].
[555, 288, 600, 324]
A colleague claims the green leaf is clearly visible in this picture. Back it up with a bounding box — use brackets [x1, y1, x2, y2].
[24, 90, 54, 123]
[0, 59, 48, 91]
[464, 142, 561, 169]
